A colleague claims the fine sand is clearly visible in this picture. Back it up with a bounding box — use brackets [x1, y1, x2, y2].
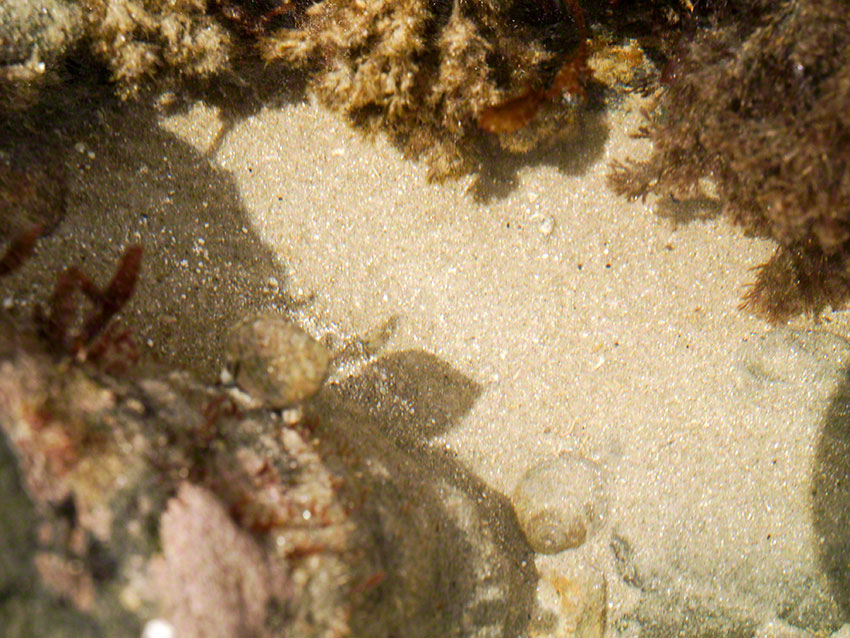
[5, 89, 848, 628]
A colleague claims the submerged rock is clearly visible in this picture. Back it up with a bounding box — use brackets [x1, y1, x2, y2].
[0, 0, 83, 109]
[0, 322, 352, 637]
[150, 482, 293, 638]
[737, 327, 850, 389]
[0, 316, 536, 637]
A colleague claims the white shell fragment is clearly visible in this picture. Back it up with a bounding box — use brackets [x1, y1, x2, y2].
[224, 314, 330, 408]
[141, 619, 175, 638]
[512, 453, 607, 554]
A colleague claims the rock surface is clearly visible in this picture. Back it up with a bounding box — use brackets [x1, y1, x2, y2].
[0, 315, 537, 637]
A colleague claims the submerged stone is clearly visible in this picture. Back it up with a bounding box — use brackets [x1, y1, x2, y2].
[737, 327, 850, 389]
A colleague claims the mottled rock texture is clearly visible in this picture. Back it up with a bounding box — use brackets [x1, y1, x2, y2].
[0, 307, 536, 636]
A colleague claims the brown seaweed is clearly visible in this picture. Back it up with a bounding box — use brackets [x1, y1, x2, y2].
[609, 0, 850, 321]
[0, 224, 43, 276]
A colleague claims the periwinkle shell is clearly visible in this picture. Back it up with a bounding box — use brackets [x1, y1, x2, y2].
[224, 314, 330, 408]
[512, 453, 607, 554]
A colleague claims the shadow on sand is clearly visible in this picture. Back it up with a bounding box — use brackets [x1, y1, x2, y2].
[313, 350, 538, 638]
[813, 366, 850, 619]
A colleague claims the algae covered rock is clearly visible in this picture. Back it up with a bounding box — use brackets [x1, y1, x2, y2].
[0, 318, 352, 637]
[150, 482, 293, 638]
[0, 0, 84, 110]
[609, 0, 850, 320]
[0, 308, 536, 637]
[261, 0, 596, 178]
[83, 0, 233, 98]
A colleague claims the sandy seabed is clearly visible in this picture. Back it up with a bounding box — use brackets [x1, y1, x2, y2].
[6, 89, 850, 630]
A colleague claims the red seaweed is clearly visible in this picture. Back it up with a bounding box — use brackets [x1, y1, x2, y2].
[80, 244, 143, 347]
[0, 224, 44, 276]
[33, 245, 144, 362]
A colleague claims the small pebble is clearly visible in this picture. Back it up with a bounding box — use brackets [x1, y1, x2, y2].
[537, 216, 555, 236]
[263, 276, 280, 295]
[512, 453, 607, 554]
[530, 212, 555, 236]
[224, 314, 330, 408]
[697, 176, 719, 199]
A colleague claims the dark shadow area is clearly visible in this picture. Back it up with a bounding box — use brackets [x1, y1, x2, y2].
[470, 107, 609, 204]
[608, 531, 763, 637]
[155, 58, 309, 158]
[332, 349, 482, 445]
[312, 351, 537, 638]
[0, 69, 306, 381]
[651, 195, 724, 227]
[0, 427, 39, 604]
[813, 366, 850, 618]
[0, 49, 117, 242]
